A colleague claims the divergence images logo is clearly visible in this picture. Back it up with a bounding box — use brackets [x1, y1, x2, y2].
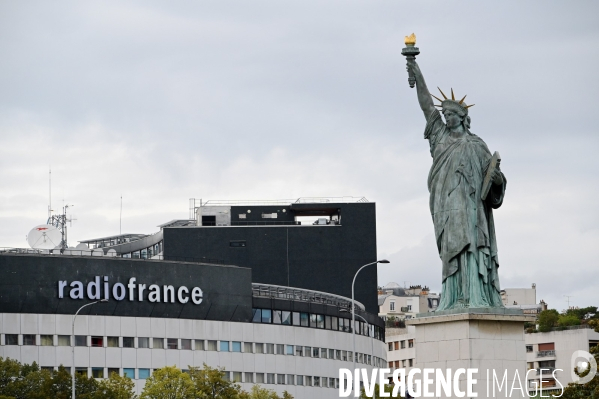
[338, 352, 598, 398]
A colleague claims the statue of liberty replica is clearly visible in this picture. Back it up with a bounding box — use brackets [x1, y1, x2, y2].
[402, 34, 506, 311]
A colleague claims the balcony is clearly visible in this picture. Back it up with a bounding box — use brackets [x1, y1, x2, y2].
[537, 350, 556, 358]
[536, 367, 555, 375]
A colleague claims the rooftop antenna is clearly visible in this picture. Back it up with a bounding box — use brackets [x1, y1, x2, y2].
[564, 295, 574, 309]
[120, 195, 122, 235]
[48, 167, 52, 219]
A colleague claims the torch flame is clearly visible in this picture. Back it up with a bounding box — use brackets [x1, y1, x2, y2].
[404, 33, 416, 46]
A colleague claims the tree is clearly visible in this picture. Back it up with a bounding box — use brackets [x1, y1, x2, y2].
[188, 364, 244, 399]
[360, 384, 398, 398]
[538, 309, 559, 332]
[95, 371, 137, 399]
[241, 385, 281, 399]
[564, 306, 598, 321]
[140, 366, 195, 399]
[558, 314, 581, 327]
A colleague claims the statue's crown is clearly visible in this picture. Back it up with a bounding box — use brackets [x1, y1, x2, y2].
[431, 88, 474, 115]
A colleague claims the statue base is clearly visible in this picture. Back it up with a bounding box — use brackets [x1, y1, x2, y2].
[406, 309, 536, 398]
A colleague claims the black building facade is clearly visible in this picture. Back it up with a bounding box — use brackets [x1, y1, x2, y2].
[164, 202, 378, 313]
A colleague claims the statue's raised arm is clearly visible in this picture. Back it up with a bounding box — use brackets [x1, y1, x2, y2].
[407, 60, 436, 121]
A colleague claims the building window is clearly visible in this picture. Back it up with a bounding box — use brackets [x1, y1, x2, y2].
[409, 359, 413, 367]
[245, 372, 253, 383]
[329, 349, 334, 359]
[202, 215, 216, 226]
[276, 344, 284, 355]
[107, 368, 119, 377]
[408, 339, 414, 348]
[313, 377, 320, 387]
[167, 338, 178, 350]
[281, 311, 292, 325]
[390, 301, 395, 311]
[287, 374, 295, 385]
[123, 337, 134, 348]
[138, 337, 150, 348]
[232, 372, 242, 382]
[23, 334, 36, 346]
[277, 374, 286, 384]
[232, 341, 241, 352]
[332, 316, 339, 330]
[261, 309, 272, 324]
[526, 345, 533, 353]
[296, 346, 303, 356]
[75, 336, 87, 347]
[208, 340, 218, 351]
[181, 339, 192, 350]
[255, 343, 264, 353]
[256, 373, 265, 383]
[300, 312, 309, 327]
[267, 373, 275, 384]
[91, 336, 103, 347]
[152, 338, 164, 349]
[252, 308, 261, 323]
[220, 341, 230, 352]
[92, 368, 104, 378]
[266, 343, 275, 354]
[306, 376, 312, 386]
[297, 375, 304, 386]
[57, 335, 70, 346]
[107, 337, 119, 348]
[138, 369, 150, 379]
[75, 368, 87, 377]
[244, 342, 253, 353]
[389, 362, 393, 368]
[40, 335, 53, 346]
[320, 348, 327, 359]
[304, 346, 311, 357]
[400, 340, 406, 349]
[195, 340, 205, 350]
[394, 341, 399, 350]
[5, 334, 18, 345]
[123, 368, 135, 379]
[286, 345, 294, 355]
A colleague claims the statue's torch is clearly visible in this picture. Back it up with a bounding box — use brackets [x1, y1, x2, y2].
[401, 33, 420, 88]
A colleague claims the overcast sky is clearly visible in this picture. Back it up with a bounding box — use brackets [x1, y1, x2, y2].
[1, 1, 598, 311]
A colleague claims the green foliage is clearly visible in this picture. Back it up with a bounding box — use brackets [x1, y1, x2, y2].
[588, 319, 599, 333]
[0, 359, 295, 399]
[188, 364, 244, 399]
[558, 314, 581, 327]
[0, 358, 136, 399]
[538, 309, 559, 332]
[95, 372, 137, 399]
[240, 385, 285, 399]
[360, 383, 395, 398]
[564, 306, 598, 321]
[140, 366, 194, 399]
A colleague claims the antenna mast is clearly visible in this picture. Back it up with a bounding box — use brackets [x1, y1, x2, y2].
[120, 195, 122, 235]
[48, 167, 52, 219]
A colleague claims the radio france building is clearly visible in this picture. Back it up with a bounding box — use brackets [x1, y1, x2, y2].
[0, 198, 386, 397]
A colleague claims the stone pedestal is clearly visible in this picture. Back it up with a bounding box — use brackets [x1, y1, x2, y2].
[406, 309, 536, 398]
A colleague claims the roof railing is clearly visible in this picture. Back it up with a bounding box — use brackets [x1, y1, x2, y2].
[251, 282, 365, 311]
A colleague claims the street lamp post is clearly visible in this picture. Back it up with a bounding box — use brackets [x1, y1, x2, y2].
[351, 259, 389, 395]
[72, 299, 107, 399]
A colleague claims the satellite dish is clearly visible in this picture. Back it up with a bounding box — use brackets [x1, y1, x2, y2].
[27, 225, 62, 249]
[75, 243, 88, 250]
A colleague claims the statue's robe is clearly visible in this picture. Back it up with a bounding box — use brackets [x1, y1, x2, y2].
[424, 109, 505, 310]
